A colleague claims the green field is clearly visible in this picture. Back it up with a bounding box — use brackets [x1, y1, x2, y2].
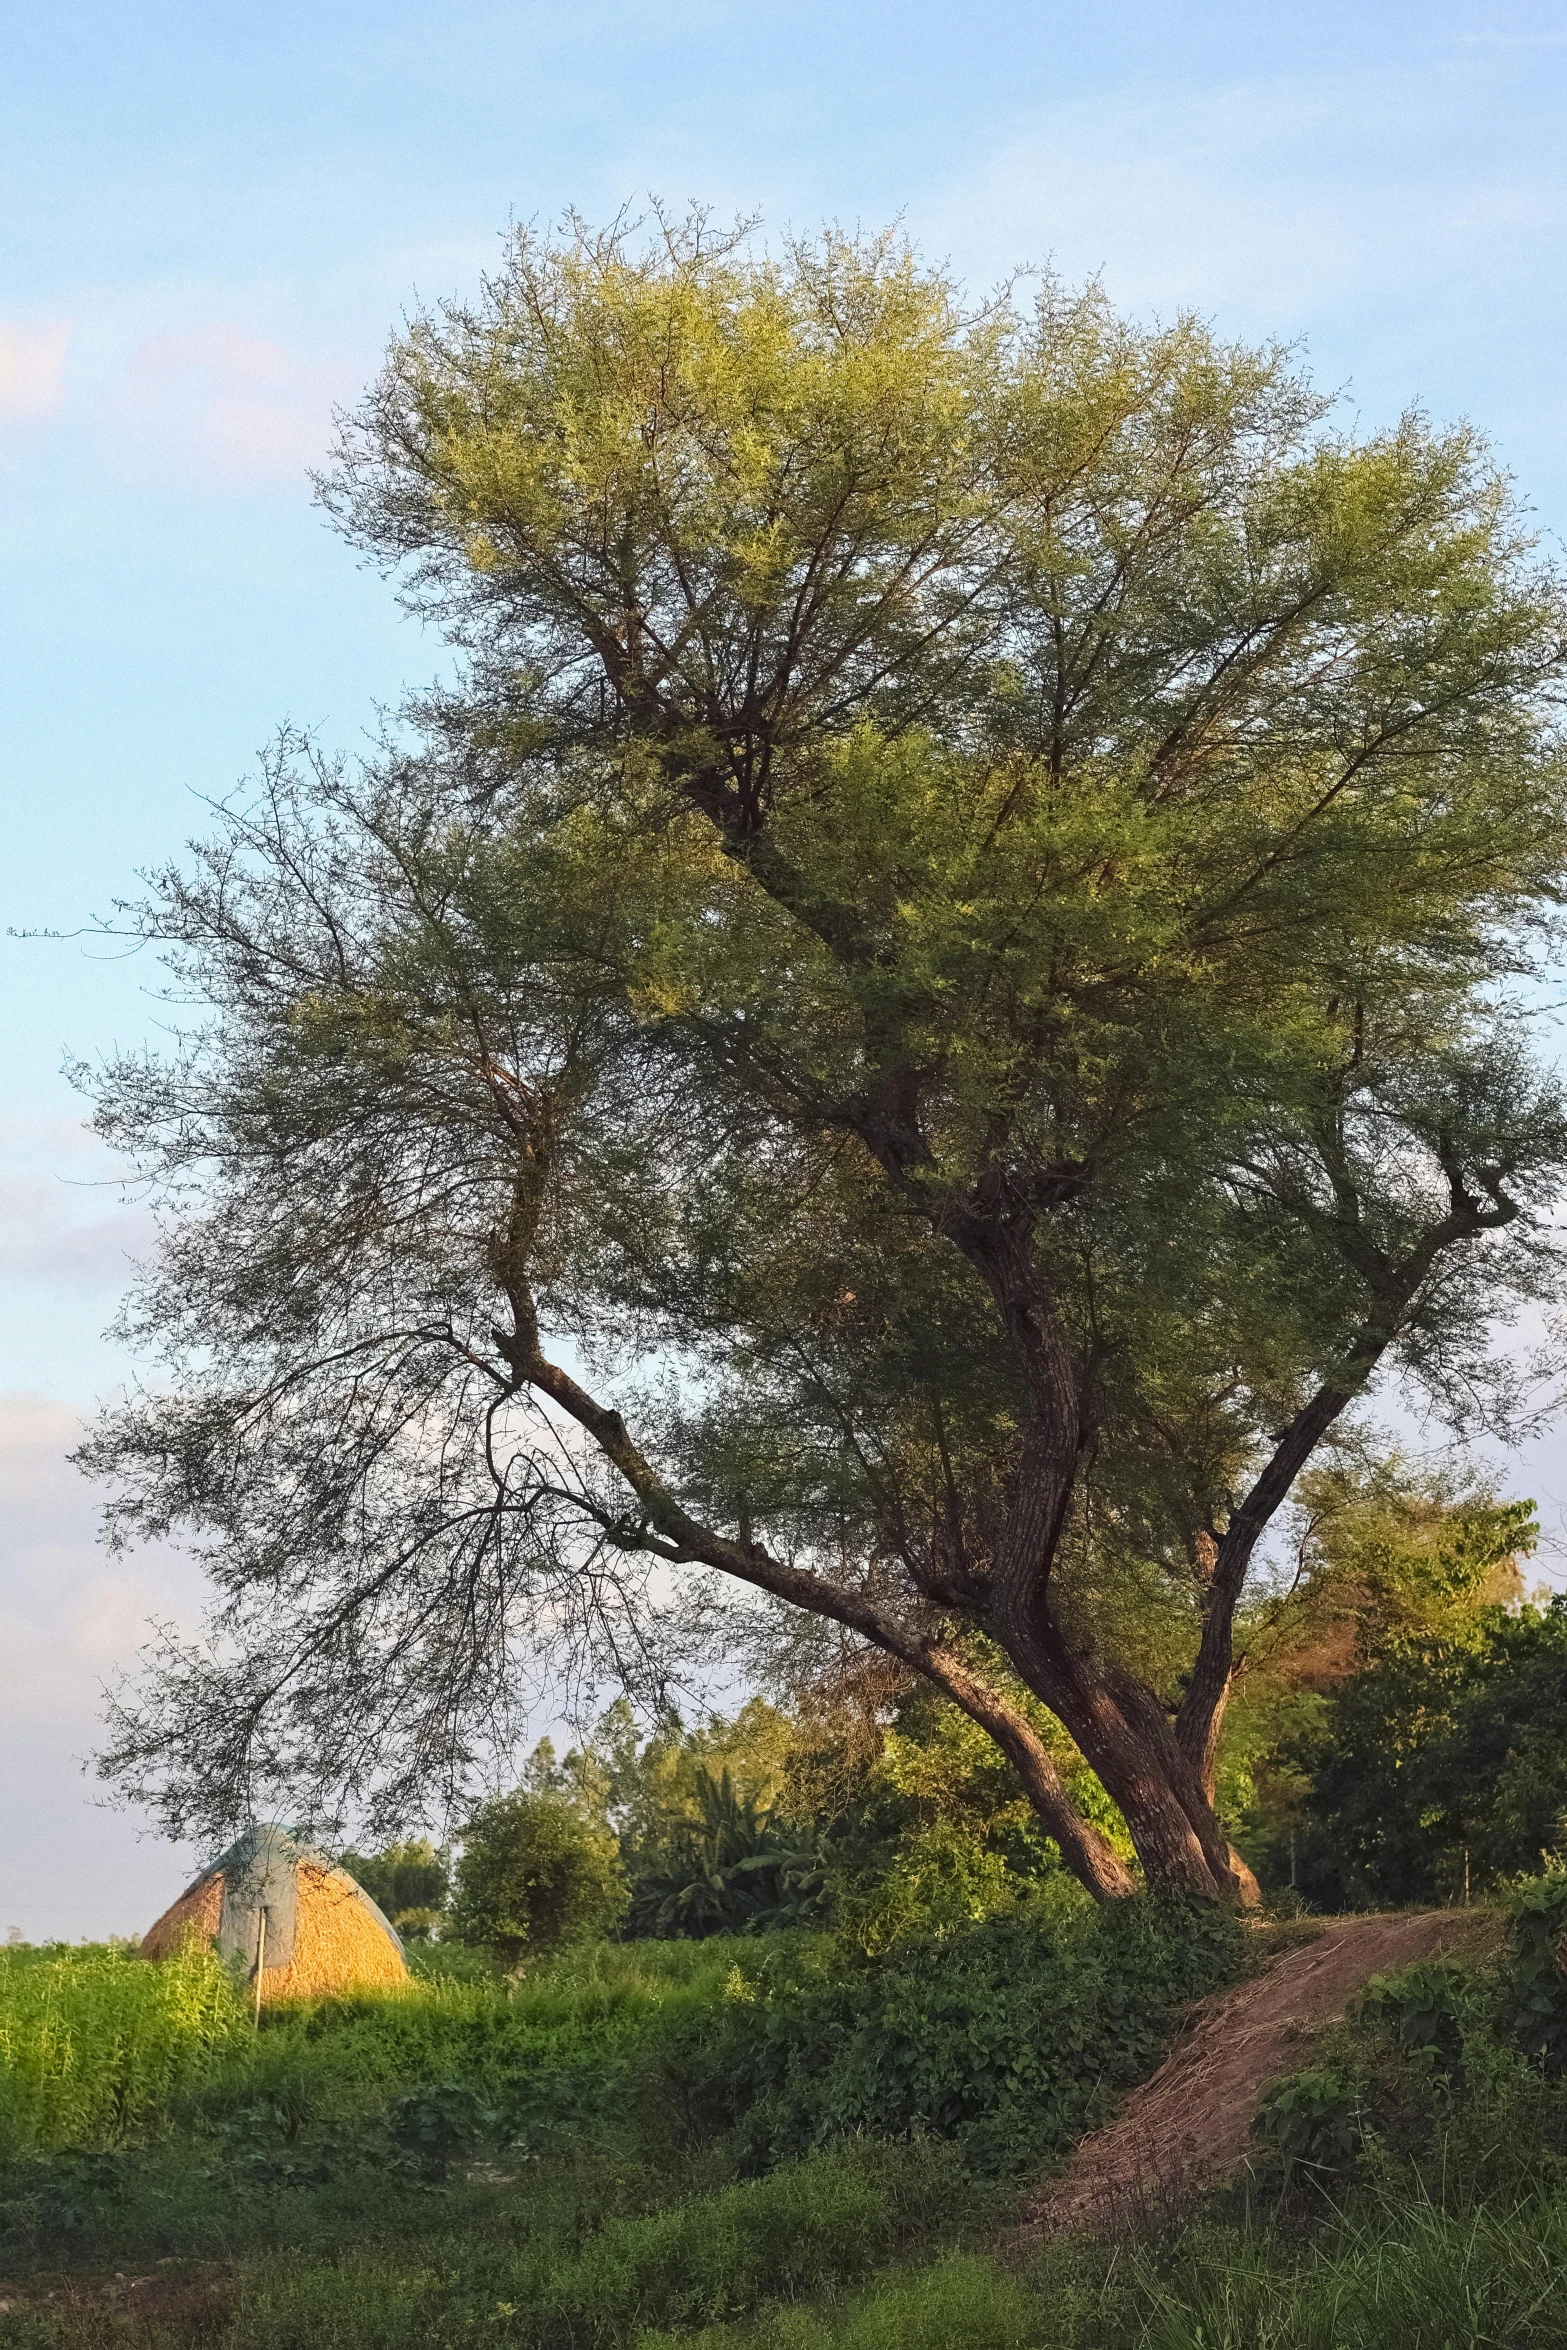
[3, 1886, 1567, 2349]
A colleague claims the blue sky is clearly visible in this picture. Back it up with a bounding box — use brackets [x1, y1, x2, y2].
[4, 0, 1567, 1935]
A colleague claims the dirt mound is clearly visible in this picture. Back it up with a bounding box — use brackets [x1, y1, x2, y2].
[1011, 1907, 1499, 2242]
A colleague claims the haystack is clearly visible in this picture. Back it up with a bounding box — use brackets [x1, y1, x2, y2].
[140, 1825, 407, 2002]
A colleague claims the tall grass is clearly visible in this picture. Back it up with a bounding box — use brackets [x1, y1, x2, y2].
[225, 2138, 967, 2350]
[0, 1930, 825, 2159]
[1127, 2181, 1567, 2350]
[619, 2179, 1567, 2350]
[0, 1941, 248, 2156]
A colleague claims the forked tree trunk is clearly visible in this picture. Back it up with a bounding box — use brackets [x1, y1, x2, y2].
[986, 1610, 1258, 1904]
[520, 1313, 1257, 1907]
[925, 1618, 1258, 1905]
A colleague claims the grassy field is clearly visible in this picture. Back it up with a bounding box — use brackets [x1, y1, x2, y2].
[1, 1889, 1565, 2348]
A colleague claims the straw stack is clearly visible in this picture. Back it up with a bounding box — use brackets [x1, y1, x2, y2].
[141, 1827, 407, 2003]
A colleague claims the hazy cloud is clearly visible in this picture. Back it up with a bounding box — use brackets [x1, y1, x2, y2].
[0, 1115, 155, 1295]
[0, 319, 73, 423]
[0, 1390, 203, 1937]
[0, 1391, 201, 1724]
[120, 322, 350, 484]
[928, 61, 1567, 340]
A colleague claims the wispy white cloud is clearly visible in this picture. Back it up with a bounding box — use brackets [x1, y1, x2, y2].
[0, 1115, 155, 1295]
[0, 1177, 153, 1291]
[118, 322, 351, 484]
[0, 318, 73, 422]
[0, 1389, 204, 1730]
[926, 61, 1567, 341]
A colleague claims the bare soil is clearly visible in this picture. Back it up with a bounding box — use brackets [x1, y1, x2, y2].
[0, 2262, 232, 2342]
[1011, 1907, 1500, 2243]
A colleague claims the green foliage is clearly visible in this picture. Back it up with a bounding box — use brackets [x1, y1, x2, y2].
[337, 1839, 449, 1934]
[1219, 1471, 1540, 1897]
[0, 1940, 246, 2158]
[599, 1700, 803, 1859]
[384, 2080, 498, 2178]
[691, 1895, 1244, 2177]
[1302, 1595, 1567, 1905]
[1498, 1868, 1567, 2074]
[449, 1787, 628, 1966]
[1357, 1961, 1470, 2079]
[0, 1927, 784, 2172]
[219, 2139, 964, 2350]
[820, 1680, 1129, 1950]
[1254, 2065, 1366, 2174]
[1116, 2183, 1567, 2350]
[627, 1766, 829, 1938]
[10, 1902, 1567, 2350]
[638, 2255, 1049, 2350]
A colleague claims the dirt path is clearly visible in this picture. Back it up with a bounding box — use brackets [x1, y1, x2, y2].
[1011, 1908, 1499, 2242]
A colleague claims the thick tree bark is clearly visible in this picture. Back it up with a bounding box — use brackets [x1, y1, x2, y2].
[995, 1612, 1252, 1901]
[939, 1185, 1258, 1900]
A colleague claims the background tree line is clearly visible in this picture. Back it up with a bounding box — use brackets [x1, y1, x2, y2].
[343, 1462, 1566, 1969]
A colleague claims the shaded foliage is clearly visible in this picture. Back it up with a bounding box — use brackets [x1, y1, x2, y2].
[1301, 1596, 1567, 1906]
[625, 1766, 830, 1938]
[650, 1893, 1244, 2177]
[337, 1838, 450, 1935]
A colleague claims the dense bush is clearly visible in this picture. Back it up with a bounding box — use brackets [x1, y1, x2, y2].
[449, 1788, 628, 1965]
[1497, 1868, 1567, 2074]
[337, 1838, 450, 1935]
[652, 1891, 1244, 2177]
[1254, 2065, 1366, 2174]
[0, 1932, 782, 2167]
[1300, 1597, 1567, 1906]
[9, 1892, 1567, 2350]
[1356, 1960, 1471, 2080]
[626, 1767, 830, 1938]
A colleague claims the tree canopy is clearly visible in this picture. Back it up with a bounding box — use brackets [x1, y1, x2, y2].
[447, 1785, 627, 1966]
[83, 212, 1567, 1899]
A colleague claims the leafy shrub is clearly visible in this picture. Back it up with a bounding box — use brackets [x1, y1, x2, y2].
[450, 1788, 628, 1966]
[1254, 2065, 1365, 2173]
[385, 2079, 499, 2177]
[661, 1893, 1243, 2178]
[1498, 1868, 1567, 2074]
[637, 2253, 1052, 2350]
[523, 2138, 962, 2341]
[1301, 1583, 1567, 1908]
[627, 1767, 829, 1938]
[337, 1838, 450, 1932]
[1358, 1960, 1471, 2078]
[827, 1816, 1036, 1957]
[406, 1938, 497, 1985]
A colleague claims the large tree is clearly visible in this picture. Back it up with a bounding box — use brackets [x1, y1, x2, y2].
[84, 215, 1567, 1900]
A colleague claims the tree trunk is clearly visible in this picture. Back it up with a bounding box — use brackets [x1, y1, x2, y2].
[990, 1615, 1256, 1903]
[923, 1647, 1137, 1900]
[929, 1619, 1258, 1906]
